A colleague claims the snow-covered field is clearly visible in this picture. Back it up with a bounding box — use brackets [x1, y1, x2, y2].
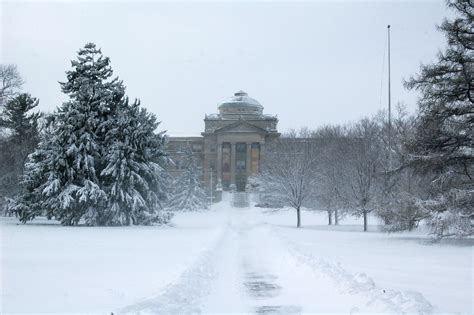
[1, 201, 472, 314]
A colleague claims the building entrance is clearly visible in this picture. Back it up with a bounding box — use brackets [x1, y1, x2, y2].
[235, 143, 247, 191]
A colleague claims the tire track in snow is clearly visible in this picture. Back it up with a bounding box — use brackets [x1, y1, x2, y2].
[271, 226, 434, 314]
[241, 266, 302, 314]
[117, 226, 229, 315]
[237, 221, 303, 314]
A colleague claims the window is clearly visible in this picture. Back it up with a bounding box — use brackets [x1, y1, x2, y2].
[235, 143, 247, 173]
[209, 160, 216, 169]
[251, 143, 260, 174]
[236, 160, 246, 171]
[221, 143, 231, 188]
[236, 143, 246, 152]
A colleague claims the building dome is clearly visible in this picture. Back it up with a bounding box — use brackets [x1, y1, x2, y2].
[218, 90, 264, 116]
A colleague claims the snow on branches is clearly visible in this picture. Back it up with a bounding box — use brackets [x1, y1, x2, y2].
[404, 0, 473, 238]
[11, 43, 172, 226]
[168, 147, 208, 212]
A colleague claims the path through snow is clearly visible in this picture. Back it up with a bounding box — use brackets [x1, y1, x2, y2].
[118, 206, 434, 314]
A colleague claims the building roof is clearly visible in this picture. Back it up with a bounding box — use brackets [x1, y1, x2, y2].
[218, 90, 264, 116]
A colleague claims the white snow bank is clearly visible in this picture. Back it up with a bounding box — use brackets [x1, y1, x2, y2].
[274, 228, 434, 314]
[118, 226, 228, 314]
[263, 207, 473, 314]
[1, 204, 471, 314]
[0, 207, 229, 314]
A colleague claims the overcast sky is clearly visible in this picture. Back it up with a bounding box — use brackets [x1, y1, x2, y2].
[2, 0, 448, 135]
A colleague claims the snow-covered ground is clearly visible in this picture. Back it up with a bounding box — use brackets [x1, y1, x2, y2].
[1, 201, 472, 314]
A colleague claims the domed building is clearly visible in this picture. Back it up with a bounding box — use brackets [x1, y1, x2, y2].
[217, 90, 264, 117]
[167, 90, 279, 194]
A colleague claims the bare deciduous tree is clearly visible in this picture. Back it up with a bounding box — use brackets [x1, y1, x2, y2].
[0, 64, 24, 107]
[259, 130, 318, 228]
[344, 118, 384, 232]
[311, 125, 348, 225]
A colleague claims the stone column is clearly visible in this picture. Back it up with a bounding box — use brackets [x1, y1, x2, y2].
[245, 142, 252, 191]
[216, 141, 222, 184]
[230, 142, 236, 192]
[246, 142, 252, 175]
[258, 141, 264, 174]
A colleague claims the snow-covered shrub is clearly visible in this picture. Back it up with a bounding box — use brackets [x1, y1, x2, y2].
[379, 193, 428, 232]
[168, 147, 208, 212]
[420, 189, 473, 238]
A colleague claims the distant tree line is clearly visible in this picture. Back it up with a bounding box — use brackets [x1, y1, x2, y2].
[258, 0, 473, 238]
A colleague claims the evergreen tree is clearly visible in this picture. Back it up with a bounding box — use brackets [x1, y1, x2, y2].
[168, 147, 208, 211]
[0, 93, 41, 212]
[0, 93, 41, 141]
[404, 0, 473, 237]
[101, 99, 171, 224]
[12, 119, 63, 221]
[12, 43, 171, 225]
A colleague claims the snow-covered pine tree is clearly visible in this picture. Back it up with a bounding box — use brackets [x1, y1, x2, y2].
[12, 43, 117, 224]
[404, 0, 473, 238]
[12, 43, 171, 225]
[0, 93, 41, 213]
[101, 99, 172, 224]
[12, 117, 65, 222]
[168, 147, 208, 211]
[0, 93, 41, 142]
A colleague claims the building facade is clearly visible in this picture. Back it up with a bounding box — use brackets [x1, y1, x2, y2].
[167, 90, 279, 194]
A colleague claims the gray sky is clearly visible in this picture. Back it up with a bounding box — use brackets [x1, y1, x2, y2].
[2, 1, 448, 135]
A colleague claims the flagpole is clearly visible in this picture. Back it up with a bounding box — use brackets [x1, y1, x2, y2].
[387, 24, 392, 169]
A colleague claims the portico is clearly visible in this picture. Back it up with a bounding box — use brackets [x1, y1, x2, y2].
[215, 138, 263, 191]
[203, 91, 279, 192]
[167, 90, 279, 193]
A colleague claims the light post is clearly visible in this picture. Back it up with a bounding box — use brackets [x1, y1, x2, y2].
[209, 168, 213, 209]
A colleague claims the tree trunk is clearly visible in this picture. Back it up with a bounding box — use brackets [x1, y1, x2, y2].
[328, 210, 332, 225]
[335, 209, 339, 225]
[363, 210, 368, 232]
[297, 206, 301, 228]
